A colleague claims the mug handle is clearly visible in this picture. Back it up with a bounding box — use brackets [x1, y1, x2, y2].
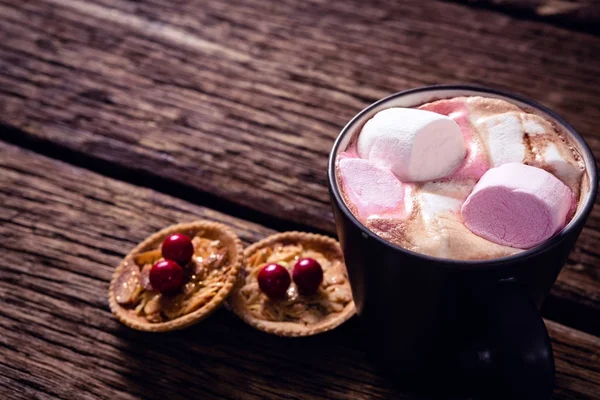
[459, 278, 555, 399]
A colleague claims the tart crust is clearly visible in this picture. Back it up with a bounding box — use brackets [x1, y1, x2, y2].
[229, 232, 355, 337]
[109, 221, 242, 332]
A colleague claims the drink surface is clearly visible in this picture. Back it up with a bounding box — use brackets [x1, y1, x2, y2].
[335, 96, 586, 260]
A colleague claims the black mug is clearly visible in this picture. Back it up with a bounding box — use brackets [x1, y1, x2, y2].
[327, 86, 598, 399]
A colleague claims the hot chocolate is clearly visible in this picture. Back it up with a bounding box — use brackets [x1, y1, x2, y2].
[335, 96, 586, 260]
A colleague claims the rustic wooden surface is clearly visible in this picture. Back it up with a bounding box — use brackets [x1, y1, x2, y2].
[2, 143, 600, 400]
[2, 0, 600, 232]
[1, 0, 600, 398]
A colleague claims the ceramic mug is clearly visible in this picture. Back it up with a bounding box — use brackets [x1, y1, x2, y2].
[327, 85, 598, 399]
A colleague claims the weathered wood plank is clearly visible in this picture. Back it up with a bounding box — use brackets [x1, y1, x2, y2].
[451, 0, 600, 32]
[1, 0, 599, 232]
[0, 142, 398, 400]
[1, 142, 599, 399]
[0, 0, 599, 333]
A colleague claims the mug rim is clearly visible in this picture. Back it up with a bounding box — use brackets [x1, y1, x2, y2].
[327, 84, 598, 269]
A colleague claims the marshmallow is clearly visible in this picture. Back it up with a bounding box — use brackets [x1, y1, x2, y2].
[357, 108, 466, 182]
[522, 116, 546, 136]
[418, 192, 463, 223]
[461, 163, 572, 249]
[476, 112, 526, 166]
[338, 158, 405, 219]
[542, 143, 584, 187]
[519, 113, 584, 190]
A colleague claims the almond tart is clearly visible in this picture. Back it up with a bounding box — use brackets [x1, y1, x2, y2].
[109, 221, 242, 332]
[229, 232, 355, 337]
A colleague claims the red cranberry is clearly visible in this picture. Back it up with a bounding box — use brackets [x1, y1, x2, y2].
[293, 258, 323, 294]
[161, 233, 194, 266]
[149, 260, 184, 294]
[258, 263, 291, 299]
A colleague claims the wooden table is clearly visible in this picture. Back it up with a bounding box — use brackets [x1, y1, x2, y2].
[1, 1, 599, 398]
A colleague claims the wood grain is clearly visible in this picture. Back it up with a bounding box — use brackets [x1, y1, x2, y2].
[1, 0, 599, 231]
[0, 0, 599, 332]
[0, 141, 392, 400]
[1, 142, 600, 399]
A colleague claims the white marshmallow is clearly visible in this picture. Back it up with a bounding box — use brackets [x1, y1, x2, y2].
[521, 114, 556, 137]
[476, 112, 525, 166]
[522, 117, 546, 136]
[542, 143, 584, 187]
[521, 113, 584, 188]
[418, 193, 462, 223]
[357, 108, 466, 182]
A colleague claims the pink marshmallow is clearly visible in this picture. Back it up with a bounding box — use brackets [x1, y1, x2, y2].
[338, 158, 405, 219]
[461, 163, 572, 249]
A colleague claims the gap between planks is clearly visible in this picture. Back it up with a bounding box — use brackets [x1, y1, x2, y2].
[0, 123, 331, 237]
[443, 0, 600, 35]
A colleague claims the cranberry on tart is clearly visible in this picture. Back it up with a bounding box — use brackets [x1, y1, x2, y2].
[229, 232, 355, 337]
[109, 221, 242, 332]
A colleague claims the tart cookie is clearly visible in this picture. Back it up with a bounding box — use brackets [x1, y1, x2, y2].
[229, 232, 355, 337]
[109, 221, 242, 332]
